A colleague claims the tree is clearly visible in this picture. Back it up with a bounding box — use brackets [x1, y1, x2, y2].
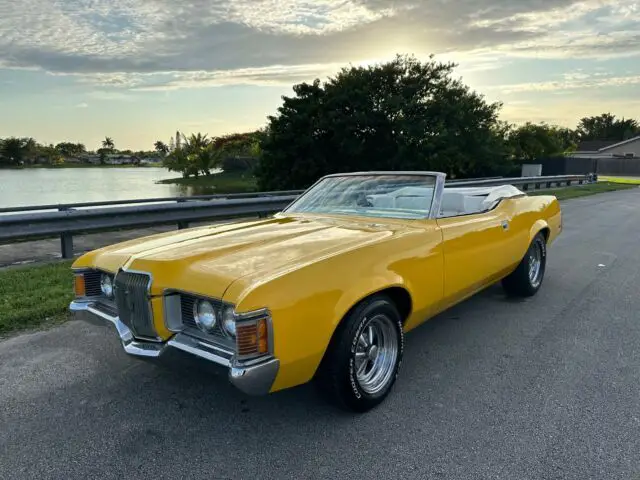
[154, 140, 169, 156]
[0, 137, 27, 165]
[506, 122, 577, 162]
[55, 142, 86, 158]
[576, 113, 640, 141]
[255, 54, 511, 191]
[212, 132, 262, 172]
[102, 137, 115, 151]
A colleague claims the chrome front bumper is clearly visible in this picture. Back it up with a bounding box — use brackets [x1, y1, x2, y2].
[70, 300, 279, 396]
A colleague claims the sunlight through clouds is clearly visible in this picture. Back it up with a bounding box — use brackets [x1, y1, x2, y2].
[1, 0, 639, 147]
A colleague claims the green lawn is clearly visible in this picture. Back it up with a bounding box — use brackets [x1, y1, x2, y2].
[157, 171, 258, 193]
[528, 181, 637, 200]
[597, 176, 640, 185]
[0, 261, 74, 337]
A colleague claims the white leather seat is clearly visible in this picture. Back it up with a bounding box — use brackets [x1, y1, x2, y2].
[439, 192, 466, 217]
[463, 195, 486, 214]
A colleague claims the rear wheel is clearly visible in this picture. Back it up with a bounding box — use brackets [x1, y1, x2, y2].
[315, 294, 404, 413]
[502, 232, 547, 297]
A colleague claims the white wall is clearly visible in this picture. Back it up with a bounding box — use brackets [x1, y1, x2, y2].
[602, 138, 640, 156]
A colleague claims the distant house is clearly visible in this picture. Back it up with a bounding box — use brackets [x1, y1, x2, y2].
[140, 157, 163, 166]
[569, 135, 640, 158]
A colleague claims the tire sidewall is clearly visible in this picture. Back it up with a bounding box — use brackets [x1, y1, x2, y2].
[344, 298, 404, 408]
[528, 234, 547, 290]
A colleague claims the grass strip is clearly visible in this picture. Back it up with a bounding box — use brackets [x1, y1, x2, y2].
[528, 181, 636, 200]
[597, 176, 640, 185]
[0, 260, 74, 337]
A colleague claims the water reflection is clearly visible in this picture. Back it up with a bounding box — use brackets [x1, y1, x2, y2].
[0, 167, 213, 208]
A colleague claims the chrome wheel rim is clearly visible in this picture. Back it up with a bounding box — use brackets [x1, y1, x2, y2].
[528, 241, 543, 288]
[353, 314, 399, 395]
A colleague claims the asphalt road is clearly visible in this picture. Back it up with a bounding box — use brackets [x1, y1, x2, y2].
[1, 188, 639, 480]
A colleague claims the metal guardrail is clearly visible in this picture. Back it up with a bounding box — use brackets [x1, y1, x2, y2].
[0, 189, 307, 214]
[0, 174, 594, 259]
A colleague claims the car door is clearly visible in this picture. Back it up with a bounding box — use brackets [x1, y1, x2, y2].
[436, 201, 517, 307]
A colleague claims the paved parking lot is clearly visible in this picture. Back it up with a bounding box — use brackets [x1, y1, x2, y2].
[1, 188, 639, 479]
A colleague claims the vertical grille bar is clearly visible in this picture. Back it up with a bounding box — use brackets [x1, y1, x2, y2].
[84, 270, 103, 297]
[114, 270, 158, 340]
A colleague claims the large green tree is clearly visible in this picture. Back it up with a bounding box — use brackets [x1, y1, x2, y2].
[0, 137, 32, 165]
[507, 122, 578, 162]
[577, 113, 639, 141]
[55, 142, 86, 157]
[255, 54, 511, 190]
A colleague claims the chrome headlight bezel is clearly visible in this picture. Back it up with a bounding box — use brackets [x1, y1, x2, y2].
[193, 299, 217, 332]
[221, 307, 237, 338]
[100, 273, 114, 299]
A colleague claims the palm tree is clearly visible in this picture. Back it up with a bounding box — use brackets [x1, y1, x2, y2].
[182, 133, 210, 152]
[102, 137, 115, 151]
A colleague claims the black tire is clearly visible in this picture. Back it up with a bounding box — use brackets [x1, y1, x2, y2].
[502, 232, 547, 297]
[315, 294, 404, 413]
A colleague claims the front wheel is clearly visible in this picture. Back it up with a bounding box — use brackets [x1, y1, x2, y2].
[502, 232, 547, 297]
[315, 294, 404, 413]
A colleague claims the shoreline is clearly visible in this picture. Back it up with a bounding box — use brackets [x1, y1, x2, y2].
[156, 171, 258, 192]
[1, 164, 164, 169]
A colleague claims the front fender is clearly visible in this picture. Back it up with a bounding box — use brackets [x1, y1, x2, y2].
[229, 269, 410, 393]
[331, 275, 406, 331]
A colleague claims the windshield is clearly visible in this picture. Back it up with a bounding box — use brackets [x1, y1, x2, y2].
[283, 174, 438, 219]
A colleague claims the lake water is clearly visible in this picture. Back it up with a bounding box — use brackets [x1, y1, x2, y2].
[0, 167, 206, 208]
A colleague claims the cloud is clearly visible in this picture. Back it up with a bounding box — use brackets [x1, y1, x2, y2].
[0, 0, 639, 90]
[485, 72, 640, 94]
[75, 102, 89, 108]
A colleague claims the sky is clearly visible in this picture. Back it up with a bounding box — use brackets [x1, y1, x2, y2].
[0, 0, 639, 151]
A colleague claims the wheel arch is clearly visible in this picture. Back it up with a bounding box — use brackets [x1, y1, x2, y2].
[314, 285, 412, 377]
[338, 285, 413, 327]
[529, 219, 550, 245]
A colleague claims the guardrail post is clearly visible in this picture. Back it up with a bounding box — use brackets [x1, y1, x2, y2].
[60, 233, 73, 259]
[177, 221, 189, 230]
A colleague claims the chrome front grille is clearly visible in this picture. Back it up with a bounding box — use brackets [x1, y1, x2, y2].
[114, 270, 158, 340]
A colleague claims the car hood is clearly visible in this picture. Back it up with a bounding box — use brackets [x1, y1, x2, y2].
[87, 214, 401, 299]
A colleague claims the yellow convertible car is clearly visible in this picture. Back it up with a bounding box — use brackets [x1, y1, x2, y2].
[70, 171, 562, 412]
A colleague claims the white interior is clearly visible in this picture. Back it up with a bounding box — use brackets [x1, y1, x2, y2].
[366, 184, 525, 218]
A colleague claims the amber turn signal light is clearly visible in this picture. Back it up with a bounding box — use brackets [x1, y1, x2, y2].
[236, 318, 269, 356]
[74, 274, 86, 297]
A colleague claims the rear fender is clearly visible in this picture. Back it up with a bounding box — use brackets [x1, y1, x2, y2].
[529, 219, 549, 245]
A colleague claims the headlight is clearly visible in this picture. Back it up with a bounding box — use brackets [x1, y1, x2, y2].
[100, 274, 114, 298]
[194, 300, 217, 332]
[222, 307, 236, 337]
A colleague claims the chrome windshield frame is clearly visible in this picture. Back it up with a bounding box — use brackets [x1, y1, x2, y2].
[281, 171, 447, 221]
